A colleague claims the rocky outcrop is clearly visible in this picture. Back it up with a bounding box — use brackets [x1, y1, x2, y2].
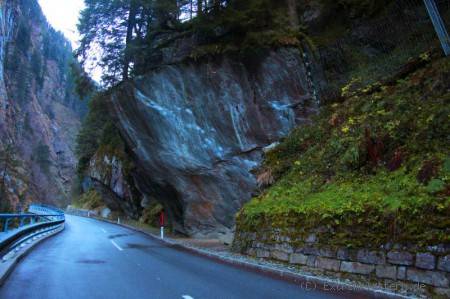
[86, 152, 141, 218]
[111, 48, 318, 238]
[0, 0, 85, 209]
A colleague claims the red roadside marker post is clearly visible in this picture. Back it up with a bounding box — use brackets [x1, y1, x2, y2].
[159, 210, 165, 239]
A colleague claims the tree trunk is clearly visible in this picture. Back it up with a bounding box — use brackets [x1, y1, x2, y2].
[212, 0, 220, 12]
[286, 0, 299, 28]
[123, 0, 138, 80]
[197, 0, 203, 15]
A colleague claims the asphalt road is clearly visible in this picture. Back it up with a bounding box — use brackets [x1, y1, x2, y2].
[0, 215, 342, 299]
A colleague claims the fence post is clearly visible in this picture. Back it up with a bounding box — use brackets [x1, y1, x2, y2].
[423, 0, 450, 56]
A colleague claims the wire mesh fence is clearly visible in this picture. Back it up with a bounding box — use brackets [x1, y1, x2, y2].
[313, 0, 450, 101]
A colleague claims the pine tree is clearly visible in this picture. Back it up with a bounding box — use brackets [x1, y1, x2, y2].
[0, 144, 22, 210]
[77, 0, 143, 85]
[77, 0, 180, 86]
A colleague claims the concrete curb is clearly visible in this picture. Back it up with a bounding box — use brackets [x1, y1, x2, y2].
[82, 215, 416, 299]
[0, 224, 64, 286]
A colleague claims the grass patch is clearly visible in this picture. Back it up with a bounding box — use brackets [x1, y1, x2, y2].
[72, 189, 103, 210]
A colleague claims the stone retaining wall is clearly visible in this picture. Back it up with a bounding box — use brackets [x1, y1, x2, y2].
[233, 230, 450, 297]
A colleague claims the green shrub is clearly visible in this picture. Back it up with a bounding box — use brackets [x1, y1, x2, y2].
[75, 92, 119, 176]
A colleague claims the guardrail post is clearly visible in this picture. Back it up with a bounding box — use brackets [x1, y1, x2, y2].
[4, 218, 10, 232]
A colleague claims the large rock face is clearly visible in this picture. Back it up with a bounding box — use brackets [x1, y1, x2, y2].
[0, 1, 15, 128]
[0, 0, 85, 209]
[111, 48, 318, 238]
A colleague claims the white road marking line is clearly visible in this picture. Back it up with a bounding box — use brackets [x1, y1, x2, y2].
[110, 240, 123, 251]
[182, 295, 194, 299]
[101, 228, 107, 233]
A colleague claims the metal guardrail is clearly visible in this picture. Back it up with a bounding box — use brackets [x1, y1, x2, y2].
[0, 204, 65, 232]
[0, 204, 65, 256]
[28, 204, 65, 216]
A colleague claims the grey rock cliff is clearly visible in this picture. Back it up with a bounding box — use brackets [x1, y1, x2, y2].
[111, 48, 318, 237]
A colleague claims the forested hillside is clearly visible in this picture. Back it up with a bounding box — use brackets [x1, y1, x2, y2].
[0, 0, 87, 210]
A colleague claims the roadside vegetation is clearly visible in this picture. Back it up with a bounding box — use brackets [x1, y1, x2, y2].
[237, 54, 450, 249]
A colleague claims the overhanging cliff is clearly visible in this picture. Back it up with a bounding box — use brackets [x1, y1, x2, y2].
[110, 48, 318, 238]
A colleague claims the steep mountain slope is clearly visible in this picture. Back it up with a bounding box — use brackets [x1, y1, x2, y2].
[0, 0, 86, 210]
